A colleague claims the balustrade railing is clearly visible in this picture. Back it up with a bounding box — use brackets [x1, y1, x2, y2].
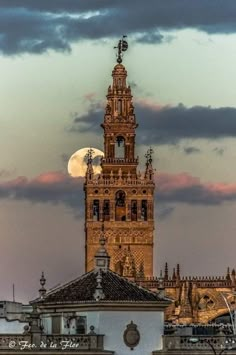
[163, 335, 235, 351]
[0, 334, 31, 350]
[87, 177, 154, 186]
[45, 334, 104, 350]
[102, 158, 138, 164]
[0, 333, 104, 351]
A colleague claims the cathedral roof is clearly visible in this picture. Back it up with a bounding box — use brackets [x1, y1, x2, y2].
[32, 269, 170, 306]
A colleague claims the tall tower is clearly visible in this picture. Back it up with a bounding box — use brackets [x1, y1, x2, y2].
[84, 38, 155, 278]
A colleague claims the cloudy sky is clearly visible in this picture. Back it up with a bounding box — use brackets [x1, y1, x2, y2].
[1, 0, 236, 302]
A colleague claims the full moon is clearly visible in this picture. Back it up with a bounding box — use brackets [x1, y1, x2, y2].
[68, 147, 104, 178]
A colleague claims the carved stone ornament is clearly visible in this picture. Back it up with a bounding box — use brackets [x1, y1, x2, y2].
[123, 321, 140, 350]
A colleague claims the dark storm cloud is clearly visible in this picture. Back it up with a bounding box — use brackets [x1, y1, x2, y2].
[72, 109, 101, 133]
[61, 154, 70, 163]
[156, 205, 175, 220]
[137, 104, 236, 144]
[72, 102, 236, 144]
[183, 146, 201, 154]
[136, 32, 165, 44]
[0, 172, 84, 216]
[213, 147, 225, 155]
[0, 9, 73, 55]
[1, 1, 236, 55]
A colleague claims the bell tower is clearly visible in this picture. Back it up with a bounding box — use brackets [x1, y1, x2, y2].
[84, 38, 155, 278]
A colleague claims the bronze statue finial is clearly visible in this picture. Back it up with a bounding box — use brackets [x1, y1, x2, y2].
[114, 35, 128, 63]
[145, 147, 154, 165]
[85, 147, 95, 165]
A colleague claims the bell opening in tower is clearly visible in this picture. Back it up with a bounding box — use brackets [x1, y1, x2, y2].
[115, 190, 126, 221]
[93, 200, 100, 221]
[103, 200, 110, 221]
[141, 200, 148, 221]
[131, 200, 137, 221]
[115, 135, 125, 158]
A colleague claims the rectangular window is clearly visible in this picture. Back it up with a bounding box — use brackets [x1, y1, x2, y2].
[93, 200, 100, 221]
[76, 316, 87, 335]
[52, 316, 61, 334]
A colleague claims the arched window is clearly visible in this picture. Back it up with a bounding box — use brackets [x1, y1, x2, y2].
[115, 136, 125, 158]
[115, 190, 126, 221]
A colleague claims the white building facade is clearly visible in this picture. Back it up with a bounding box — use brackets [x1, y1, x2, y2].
[31, 237, 170, 355]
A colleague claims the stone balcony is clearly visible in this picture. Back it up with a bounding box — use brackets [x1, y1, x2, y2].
[86, 176, 155, 186]
[101, 158, 138, 164]
[153, 334, 236, 354]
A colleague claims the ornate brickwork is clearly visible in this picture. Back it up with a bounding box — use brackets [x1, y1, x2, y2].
[83, 43, 236, 326]
[136, 265, 236, 324]
[84, 60, 155, 278]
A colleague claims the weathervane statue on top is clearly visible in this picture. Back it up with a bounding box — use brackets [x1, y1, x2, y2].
[114, 35, 128, 63]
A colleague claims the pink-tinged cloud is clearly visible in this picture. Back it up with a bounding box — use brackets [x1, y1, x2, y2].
[83, 92, 96, 102]
[157, 172, 201, 192]
[135, 97, 169, 111]
[157, 172, 236, 204]
[33, 172, 67, 184]
[0, 171, 236, 213]
[0, 172, 84, 216]
[207, 182, 236, 196]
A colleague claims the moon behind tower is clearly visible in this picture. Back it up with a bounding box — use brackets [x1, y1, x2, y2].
[68, 147, 104, 178]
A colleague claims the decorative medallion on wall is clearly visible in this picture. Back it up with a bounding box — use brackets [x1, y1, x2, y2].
[123, 321, 140, 350]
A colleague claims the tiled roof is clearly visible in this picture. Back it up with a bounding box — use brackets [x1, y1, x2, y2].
[33, 270, 170, 305]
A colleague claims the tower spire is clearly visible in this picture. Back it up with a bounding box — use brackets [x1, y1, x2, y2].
[85, 148, 94, 182]
[145, 147, 154, 181]
[84, 40, 155, 278]
[164, 262, 169, 281]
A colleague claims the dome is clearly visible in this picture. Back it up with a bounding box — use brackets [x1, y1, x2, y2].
[112, 63, 127, 76]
